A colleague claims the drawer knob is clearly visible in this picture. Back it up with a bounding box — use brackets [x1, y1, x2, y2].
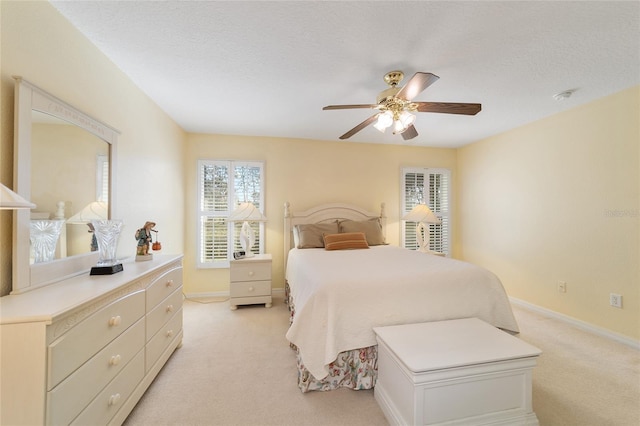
[248, 271, 254, 277]
[248, 286, 254, 292]
[108, 393, 121, 406]
[166, 329, 174, 338]
[166, 279, 174, 287]
[166, 304, 174, 313]
[108, 315, 122, 327]
[109, 354, 122, 366]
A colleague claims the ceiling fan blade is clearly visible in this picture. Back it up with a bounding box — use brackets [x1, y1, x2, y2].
[323, 104, 378, 110]
[401, 125, 418, 140]
[396, 72, 440, 101]
[414, 102, 482, 115]
[339, 114, 379, 139]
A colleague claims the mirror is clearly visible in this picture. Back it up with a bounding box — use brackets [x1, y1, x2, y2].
[12, 77, 119, 294]
[30, 111, 110, 263]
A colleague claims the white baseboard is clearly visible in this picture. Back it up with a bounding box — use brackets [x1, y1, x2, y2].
[509, 297, 639, 350]
[185, 288, 285, 300]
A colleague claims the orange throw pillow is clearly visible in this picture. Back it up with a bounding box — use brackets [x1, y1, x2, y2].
[323, 232, 370, 250]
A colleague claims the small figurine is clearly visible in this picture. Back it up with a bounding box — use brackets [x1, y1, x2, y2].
[135, 221, 156, 261]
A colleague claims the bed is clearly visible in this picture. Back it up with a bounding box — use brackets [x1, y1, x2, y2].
[283, 202, 519, 392]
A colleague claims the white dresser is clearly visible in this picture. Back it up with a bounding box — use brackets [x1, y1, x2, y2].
[0, 254, 184, 426]
[229, 253, 272, 310]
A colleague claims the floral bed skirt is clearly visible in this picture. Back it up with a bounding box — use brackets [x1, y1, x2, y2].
[286, 282, 378, 392]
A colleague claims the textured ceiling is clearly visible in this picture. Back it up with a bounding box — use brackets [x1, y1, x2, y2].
[50, 1, 640, 148]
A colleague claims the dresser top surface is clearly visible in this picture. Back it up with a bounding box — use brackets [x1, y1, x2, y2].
[0, 254, 183, 325]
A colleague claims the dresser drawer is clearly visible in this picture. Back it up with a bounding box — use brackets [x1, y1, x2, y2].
[70, 350, 145, 426]
[46, 319, 144, 425]
[230, 262, 270, 282]
[230, 280, 271, 297]
[146, 287, 183, 342]
[48, 290, 145, 389]
[146, 308, 183, 372]
[146, 267, 182, 310]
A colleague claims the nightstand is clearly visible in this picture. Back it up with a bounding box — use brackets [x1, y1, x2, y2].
[229, 254, 272, 310]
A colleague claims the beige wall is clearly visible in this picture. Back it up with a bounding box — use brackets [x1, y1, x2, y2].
[0, 1, 186, 295]
[458, 86, 640, 340]
[183, 134, 458, 294]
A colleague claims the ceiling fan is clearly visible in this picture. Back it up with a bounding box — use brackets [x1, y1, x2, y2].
[323, 70, 482, 140]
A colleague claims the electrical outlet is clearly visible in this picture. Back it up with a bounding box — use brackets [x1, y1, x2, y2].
[610, 293, 622, 308]
[557, 281, 567, 293]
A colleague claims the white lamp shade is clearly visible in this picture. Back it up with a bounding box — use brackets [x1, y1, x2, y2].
[67, 201, 108, 223]
[373, 120, 388, 133]
[402, 204, 441, 224]
[228, 202, 267, 222]
[0, 183, 36, 209]
[399, 111, 416, 127]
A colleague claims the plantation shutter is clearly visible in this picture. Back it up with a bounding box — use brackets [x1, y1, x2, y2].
[426, 169, 450, 254]
[402, 171, 425, 250]
[199, 161, 230, 265]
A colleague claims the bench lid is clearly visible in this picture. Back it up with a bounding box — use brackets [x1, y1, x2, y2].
[373, 318, 541, 373]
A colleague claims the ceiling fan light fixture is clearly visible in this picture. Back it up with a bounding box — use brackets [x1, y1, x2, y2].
[374, 111, 393, 132]
[373, 120, 388, 133]
[399, 110, 415, 127]
[391, 110, 415, 134]
[394, 119, 407, 134]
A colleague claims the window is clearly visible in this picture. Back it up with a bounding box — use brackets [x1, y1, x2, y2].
[197, 160, 265, 268]
[401, 167, 451, 255]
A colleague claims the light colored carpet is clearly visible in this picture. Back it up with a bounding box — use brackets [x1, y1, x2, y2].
[123, 296, 639, 426]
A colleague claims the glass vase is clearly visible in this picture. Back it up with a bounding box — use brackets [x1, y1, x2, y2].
[91, 219, 123, 266]
[30, 219, 65, 263]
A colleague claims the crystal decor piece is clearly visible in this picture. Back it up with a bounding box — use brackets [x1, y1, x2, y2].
[90, 219, 124, 275]
[30, 219, 64, 263]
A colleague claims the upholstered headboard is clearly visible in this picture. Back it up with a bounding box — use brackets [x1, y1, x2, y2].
[283, 201, 386, 271]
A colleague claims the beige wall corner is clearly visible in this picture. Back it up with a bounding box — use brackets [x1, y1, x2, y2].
[458, 85, 640, 340]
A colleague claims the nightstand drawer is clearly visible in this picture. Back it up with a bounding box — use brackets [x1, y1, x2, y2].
[230, 280, 271, 297]
[230, 262, 271, 282]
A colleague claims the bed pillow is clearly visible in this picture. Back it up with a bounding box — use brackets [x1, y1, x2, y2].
[295, 221, 339, 248]
[338, 218, 385, 246]
[324, 232, 369, 251]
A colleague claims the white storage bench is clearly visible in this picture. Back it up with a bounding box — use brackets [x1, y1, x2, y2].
[373, 318, 541, 426]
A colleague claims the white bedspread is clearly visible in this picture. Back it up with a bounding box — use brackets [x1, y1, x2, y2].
[285, 245, 519, 380]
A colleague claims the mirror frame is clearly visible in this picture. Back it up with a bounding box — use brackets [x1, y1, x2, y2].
[12, 76, 119, 294]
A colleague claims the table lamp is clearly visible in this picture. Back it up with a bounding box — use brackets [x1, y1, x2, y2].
[402, 203, 441, 253]
[228, 202, 266, 258]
